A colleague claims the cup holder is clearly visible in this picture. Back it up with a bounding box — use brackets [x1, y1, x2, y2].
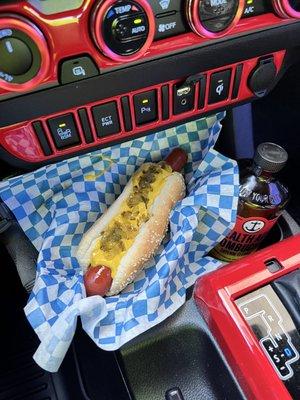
[259, 211, 298, 250]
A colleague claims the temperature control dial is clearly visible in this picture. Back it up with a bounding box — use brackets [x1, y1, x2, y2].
[273, 0, 300, 18]
[186, 0, 245, 38]
[93, 0, 155, 62]
[0, 17, 50, 92]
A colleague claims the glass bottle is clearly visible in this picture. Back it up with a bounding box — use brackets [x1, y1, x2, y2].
[211, 142, 289, 262]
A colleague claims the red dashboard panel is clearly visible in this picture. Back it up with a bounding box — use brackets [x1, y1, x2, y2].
[0, 51, 286, 163]
[0, 0, 298, 97]
[0, 1, 298, 165]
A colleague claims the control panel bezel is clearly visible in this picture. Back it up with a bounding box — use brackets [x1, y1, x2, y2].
[0, 0, 299, 98]
[0, 51, 286, 165]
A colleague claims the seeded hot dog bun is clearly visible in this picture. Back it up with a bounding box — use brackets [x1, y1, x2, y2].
[77, 163, 185, 296]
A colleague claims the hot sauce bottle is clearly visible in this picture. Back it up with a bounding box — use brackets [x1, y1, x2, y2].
[211, 143, 289, 262]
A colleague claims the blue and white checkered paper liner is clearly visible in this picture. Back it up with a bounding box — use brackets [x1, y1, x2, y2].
[0, 112, 239, 372]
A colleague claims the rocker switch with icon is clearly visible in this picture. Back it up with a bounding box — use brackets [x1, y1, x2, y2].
[48, 114, 80, 149]
[208, 69, 231, 104]
[134, 90, 158, 125]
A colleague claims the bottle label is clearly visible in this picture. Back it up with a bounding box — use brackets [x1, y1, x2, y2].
[211, 215, 279, 262]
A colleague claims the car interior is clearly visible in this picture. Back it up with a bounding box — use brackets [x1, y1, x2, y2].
[0, 1, 300, 399]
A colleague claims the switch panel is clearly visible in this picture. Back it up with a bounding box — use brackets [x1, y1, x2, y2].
[0, 51, 286, 165]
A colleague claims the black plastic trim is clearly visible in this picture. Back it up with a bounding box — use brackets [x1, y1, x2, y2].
[232, 64, 243, 99]
[161, 85, 169, 120]
[121, 96, 133, 132]
[198, 74, 207, 109]
[1, 22, 300, 128]
[32, 121, 53, 156]
[78, 108, 94, 144]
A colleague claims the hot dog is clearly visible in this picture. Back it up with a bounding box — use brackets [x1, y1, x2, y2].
[77, 148, 187, 297]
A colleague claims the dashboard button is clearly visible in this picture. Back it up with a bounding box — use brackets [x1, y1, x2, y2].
[155, 12, 187, 40]
[92, 102, 120, 137]
[114, 14, 148, 42]
[147, 0, 182, 15]
[0, 37, 32, 76]
[208, 69, 231, 104]
[243, 0, 271, 17]
[48, 114, 80, 149]
[60, 56, 99, 84]
[134, 90, 157, 125]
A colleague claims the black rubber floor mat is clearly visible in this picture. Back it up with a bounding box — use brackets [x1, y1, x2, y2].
[0, 349, 59, 400]
[0, 244, 69, 400]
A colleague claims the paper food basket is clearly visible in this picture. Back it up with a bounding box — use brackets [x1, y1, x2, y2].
[0, 112, 239, 372]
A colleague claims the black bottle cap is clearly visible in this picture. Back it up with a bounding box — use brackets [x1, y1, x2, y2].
[254, 142, 288, 173]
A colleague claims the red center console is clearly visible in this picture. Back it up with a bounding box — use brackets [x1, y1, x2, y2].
[195, 235, 300, 400]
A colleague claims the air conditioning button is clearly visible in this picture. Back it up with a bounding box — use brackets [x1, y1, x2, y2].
[155, 12, 187, 40]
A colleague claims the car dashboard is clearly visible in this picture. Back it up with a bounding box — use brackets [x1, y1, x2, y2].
[0, 1, 300, 400]
[0, 0, 299, 167]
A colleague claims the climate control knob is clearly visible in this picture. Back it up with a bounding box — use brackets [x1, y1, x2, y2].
[0, 17, 50, 93]
[93, 0, 155, 62]
[0, 37, 33, 75]
[186, 0, 245, 38]
[273, 0, 300, 18]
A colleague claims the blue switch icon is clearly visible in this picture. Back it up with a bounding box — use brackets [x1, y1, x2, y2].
[284, 347, 293, 358]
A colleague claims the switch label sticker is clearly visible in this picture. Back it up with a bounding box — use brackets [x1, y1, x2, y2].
[72, 66, 86, 77]
[57, 124, 72, 141]
[101, 115, 114, 127]
[216, 80, 224, 96]
[238, 294, 299, 380]
[159, 0, 171, 10]
[158, 22, 177, 33]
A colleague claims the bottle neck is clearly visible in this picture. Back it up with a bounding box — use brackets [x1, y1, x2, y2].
[251, 162, 275, 179]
